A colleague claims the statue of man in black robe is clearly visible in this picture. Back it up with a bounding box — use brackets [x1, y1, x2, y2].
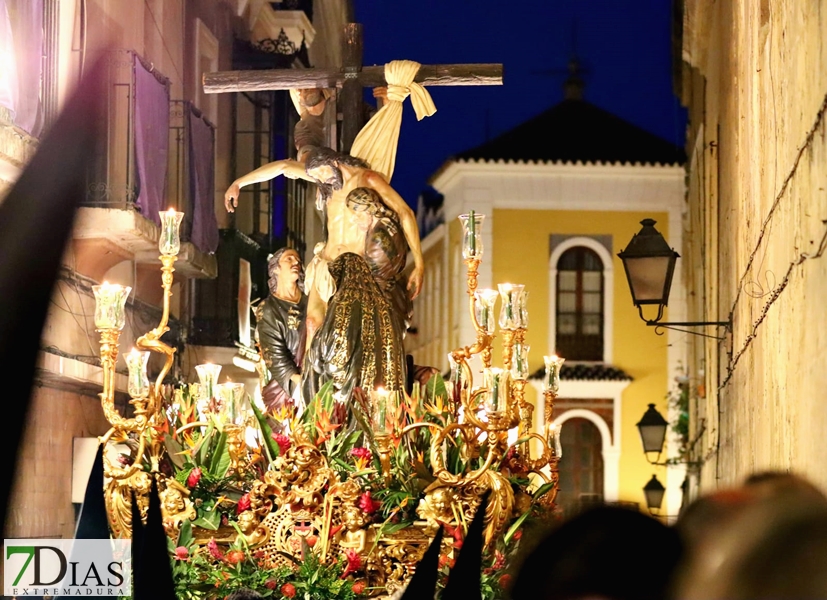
[256, 248, 307, 412]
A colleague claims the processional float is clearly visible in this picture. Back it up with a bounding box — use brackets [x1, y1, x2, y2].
[95, 208, 565, 596]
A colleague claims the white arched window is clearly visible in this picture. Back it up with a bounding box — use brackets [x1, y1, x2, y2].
[549, 237, 614, 363]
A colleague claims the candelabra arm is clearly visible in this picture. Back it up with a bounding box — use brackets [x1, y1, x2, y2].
[430, 423, 500, 487]
[135, 255, 178, 416]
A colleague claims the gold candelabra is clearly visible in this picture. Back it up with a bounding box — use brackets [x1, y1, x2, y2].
[419, 211, 564, 545]
[95, 209, 187, 536]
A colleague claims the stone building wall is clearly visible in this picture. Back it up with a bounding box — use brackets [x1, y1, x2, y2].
[680, 1, 827, 493]
[6, 387, 111, 538]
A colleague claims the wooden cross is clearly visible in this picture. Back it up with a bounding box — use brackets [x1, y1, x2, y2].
[204, 23, 503, 152]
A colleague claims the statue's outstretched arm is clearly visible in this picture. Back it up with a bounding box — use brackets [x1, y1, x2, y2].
[224, 160, 314, 213]
[366, 171, 425, 299]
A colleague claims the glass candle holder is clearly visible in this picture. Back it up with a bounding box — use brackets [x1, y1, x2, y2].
[195, 363, 222, 402]
[370, 387, 397, 436]
[159, 209, 185, 256]
[512, 343, 530, 380]
[92, 282, 132, 330]
[543, 355, 565, 393]
[483, 368, 510, 418]
[217, 382, 247, 424]
[458, 211, 485, 260]
[498, 283, 525, 330]
[547, 422, 563, 458]
[517, 290, 529, 329]
[473, 288, 499, 334]
[126, 348, 150, 398]
[448, 354, 463, 401]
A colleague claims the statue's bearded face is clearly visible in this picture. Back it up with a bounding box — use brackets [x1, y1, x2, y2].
[307, 163, 343, 191]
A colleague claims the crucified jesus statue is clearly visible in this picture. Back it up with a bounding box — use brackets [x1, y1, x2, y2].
[224, 144, 424, 412]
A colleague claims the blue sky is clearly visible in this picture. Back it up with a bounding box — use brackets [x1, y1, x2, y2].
[354, 0, 687, 206]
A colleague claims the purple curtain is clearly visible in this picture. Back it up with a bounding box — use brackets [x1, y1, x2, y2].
[2, 0, 43, 135]
[188, 107, 218, 253]
[134, 56, 169, 224]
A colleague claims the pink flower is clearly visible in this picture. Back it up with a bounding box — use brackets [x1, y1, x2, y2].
[350, 447, 372, 461]
[174, 546, 189, 560]
[207, 538, 224, 560]
[236, 493, 251, 514]
[340, 549, 362, 579]
[357, 491, 380, 515]
[280, 583, 296, 598]
[272, 433, 291, 455]
[186, 467, 202, 488]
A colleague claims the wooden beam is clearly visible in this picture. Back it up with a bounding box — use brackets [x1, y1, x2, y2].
[203, 63, 504, 94]
[340, 23, 363, 154]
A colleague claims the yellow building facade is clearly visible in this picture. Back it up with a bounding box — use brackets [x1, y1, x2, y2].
[409, 96, 688, 516]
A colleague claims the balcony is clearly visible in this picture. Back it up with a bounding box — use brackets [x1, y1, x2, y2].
[75, 49, 217, 281]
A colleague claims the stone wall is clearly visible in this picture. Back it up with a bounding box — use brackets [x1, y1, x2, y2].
[681, 0, 827, 493]
[6, 387, 111, 538]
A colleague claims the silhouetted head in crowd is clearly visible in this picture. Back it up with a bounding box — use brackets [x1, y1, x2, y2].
[673, 471, 827, 599]
[510, 505, 683, 600]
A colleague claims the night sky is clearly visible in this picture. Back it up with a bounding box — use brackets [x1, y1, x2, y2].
[354, 0, 687, 208]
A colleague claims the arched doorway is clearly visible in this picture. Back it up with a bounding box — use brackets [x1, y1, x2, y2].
[557, 417, 605, 515]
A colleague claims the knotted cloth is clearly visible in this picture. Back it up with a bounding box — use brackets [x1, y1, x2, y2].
[350, 60, 437, 182]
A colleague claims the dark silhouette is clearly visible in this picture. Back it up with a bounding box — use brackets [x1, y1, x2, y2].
[511, 505, 682, 600]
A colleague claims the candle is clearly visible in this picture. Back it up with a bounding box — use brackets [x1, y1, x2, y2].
[126, 348, 150, 398]
[468, 209, 476, 254]
[498, 283, 525, 330]
[92, 281, 132, 330]
[543, 354, 565, 393]
[459, 212, 485, 260]
[371, 387, 391, 435]
[547, 422, 562, 458]
[474, 289, 499, 334]
[195, 363, 222, 402]
[512, 343, 530, 380]
[159, 209, 185, 256]
[483, 368, 510, 417]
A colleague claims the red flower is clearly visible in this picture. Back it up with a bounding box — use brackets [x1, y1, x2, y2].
[280, 583, 296, 598]
[492, 550, 506, 570]
[350, 447, 372, 461]
[438, 554, 455, 569]
[186, 467, 202, 488]
[513, 530, 523, 541]
[498, 574, 513, 589]
[357, 491, 380, 515]
[236, 493, 252, 514]
[226, 549, 245, 565]
[265, 579, 277, 590]
[453, 539, 463, 550]
[207, 538, 224, 560]
[340, 549, 362, 579]
[174, 546, 189, 560]
[272, 433, 291, 455]
[305, 535, 318, 548]
[221, 514, 229, 527]
[351, 580, 366, 594]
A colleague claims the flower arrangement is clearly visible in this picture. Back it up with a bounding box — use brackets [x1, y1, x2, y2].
[122, 375, 555, 599]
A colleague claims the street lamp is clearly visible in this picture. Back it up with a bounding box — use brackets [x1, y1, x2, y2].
[643, 474, 666, 514]
[618, 219, 729, 337]
[636, 403, 669, 460]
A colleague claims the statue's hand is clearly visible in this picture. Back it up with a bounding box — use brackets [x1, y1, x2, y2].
[408, 265, 424, 299]
[224, 182, 241, 213]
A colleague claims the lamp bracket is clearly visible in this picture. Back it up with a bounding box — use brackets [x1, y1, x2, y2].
[637, 306, 730, 340]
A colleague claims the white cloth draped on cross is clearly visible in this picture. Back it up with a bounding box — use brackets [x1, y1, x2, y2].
[350, 60, 437, 182]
